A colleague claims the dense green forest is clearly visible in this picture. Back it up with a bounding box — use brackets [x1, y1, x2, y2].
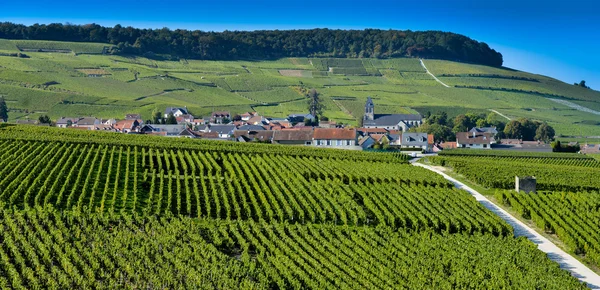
[0, 22, 503, 66]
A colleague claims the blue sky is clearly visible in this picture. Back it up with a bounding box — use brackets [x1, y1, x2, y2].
[2, 0, 599, 89]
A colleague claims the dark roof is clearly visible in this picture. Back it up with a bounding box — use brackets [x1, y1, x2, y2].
[366, 96, 374, 107]
[314, 128, 356, 140]
[233, 130, 274, 141]
[273, 129, 313, 141]
[363, 114, 422, 126]
[456, 132, 495, 145]
[402, 133, 428, 146]
[209, 125, 236, 134]
[211, 111, 230, 117]
[56, 117, 80, 124]
[150, 124, 187, 134]
[469, 127, 498, 134]
[238, 125, 266, 131]
[77, 117, 98, 126]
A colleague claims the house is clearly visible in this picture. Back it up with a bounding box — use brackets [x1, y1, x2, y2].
[113, 119, 140, 133]
[247, 115, 268, 126]
[211, 111, 231, 124]
[312, 128, 359, 149]
[179, 128, 200, 138]
[176, 114, 195, 124]
[192, 119, 205, 126]
[75, 117, 100, 129]
[287, 113, 315, 123]
[273, 129, 314, 145]
[581, 144, 600, 154]
[145, 124, 187, 136]
[401, 133, 430, 151]
[240, 112, 256, 121]
[456, 131, 494, 149]
[319, 120, 337, 128]
[164, 107, 188, 118]
[358, 136, 376, 150]
[196, 131, 220, 139]
[125, 114, 142, 120]
[94, 124, 117, 131]
[388, 133, 402, 146]
[370, 134, 389, 145]
[238, 124, 266, 131]
[56, 117, 81, 128]
[103, 118, 118, 126]
[209, 124, 236, 138]
[358, 127, 389, 136]
[469, 127, 498, 143]
[269, 118, 291, 128]
[194, 124, 209, 132]
[362, 97, 422, 131]
[233, 130, 274, 142]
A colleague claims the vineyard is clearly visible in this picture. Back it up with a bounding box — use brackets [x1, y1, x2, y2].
[430, 153, 600, 191]
[0, 209, 585, 289]
[0, 126, 591, 288]
[430, 149, 600, 270]
[496, 190, 600, 269]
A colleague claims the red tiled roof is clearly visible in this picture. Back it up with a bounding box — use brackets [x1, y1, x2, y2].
[313, 128, 356, 140]
[370, 134, 387, 143]
[440, 142, 458, 149]
[212, 111, 230, 117]
[273, 129, 314, 141]
[114, 120, 137, 130]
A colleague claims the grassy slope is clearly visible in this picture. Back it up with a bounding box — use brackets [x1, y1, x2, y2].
[0, 39, 599, 135]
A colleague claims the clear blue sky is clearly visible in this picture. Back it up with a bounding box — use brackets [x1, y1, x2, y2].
[2, 0, 599, 89]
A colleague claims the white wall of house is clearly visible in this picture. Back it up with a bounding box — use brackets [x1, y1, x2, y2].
[457, 143, 491, 149]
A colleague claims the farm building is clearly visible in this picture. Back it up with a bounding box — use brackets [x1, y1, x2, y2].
[313, 128, 359, 150]
[456, 131, 495, 149]
[164, 107, 189, 118]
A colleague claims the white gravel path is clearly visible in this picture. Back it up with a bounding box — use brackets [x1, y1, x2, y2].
[412, 162, 600, 289]
[489, 109, 511, 121]
[420, 59, 450, 88]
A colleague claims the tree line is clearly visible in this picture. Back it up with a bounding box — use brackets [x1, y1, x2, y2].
[412, 111, 555, 143]
[0, 22, 503, 66]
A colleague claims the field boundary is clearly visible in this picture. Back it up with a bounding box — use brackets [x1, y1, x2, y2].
[412, 162, 600, 289]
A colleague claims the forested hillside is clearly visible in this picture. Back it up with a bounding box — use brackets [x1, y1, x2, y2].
[0, 22, 503, 66]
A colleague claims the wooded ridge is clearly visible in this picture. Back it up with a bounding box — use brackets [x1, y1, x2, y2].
[0, 22, 503, 66]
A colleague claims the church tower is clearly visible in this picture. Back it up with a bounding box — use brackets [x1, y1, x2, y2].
[364, 96, 374, 121]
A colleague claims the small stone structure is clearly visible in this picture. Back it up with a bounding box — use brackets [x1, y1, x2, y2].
[516, 176, 537, 193]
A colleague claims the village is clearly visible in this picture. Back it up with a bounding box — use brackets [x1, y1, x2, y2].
[13, 97, 580, 153]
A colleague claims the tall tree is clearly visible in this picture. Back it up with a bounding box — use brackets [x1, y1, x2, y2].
[535, 123, 555, 142]
[503, 120, 523, 139]
[307, 89, 323, 117]
[38, 115, 51, 124]
[0, 96, 8, 122]
[165, 113, 177, 125]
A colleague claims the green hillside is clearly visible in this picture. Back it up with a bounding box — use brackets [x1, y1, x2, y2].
[0, 38, 599, 136]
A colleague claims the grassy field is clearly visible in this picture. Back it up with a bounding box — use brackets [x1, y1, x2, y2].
[0, 38, 598, 135]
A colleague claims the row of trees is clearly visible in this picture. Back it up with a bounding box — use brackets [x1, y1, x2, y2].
[0, 22, 503, 66]
[412, 111, 506, 142]
[503, 118, 555, 142]
[413, 111, 555, 143]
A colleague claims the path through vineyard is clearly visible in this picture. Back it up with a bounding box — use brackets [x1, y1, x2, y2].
[413, 162, 600, 289]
